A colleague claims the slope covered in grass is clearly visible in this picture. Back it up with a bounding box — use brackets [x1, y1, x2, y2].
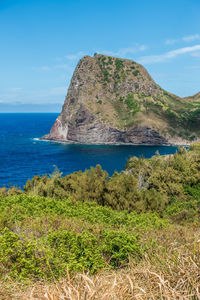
[0, 193, 168, 280]
[1, 144, 200, 298]
[46, 54, 200, 144]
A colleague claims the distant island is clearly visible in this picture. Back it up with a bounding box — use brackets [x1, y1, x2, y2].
[43, 54, 200, 145]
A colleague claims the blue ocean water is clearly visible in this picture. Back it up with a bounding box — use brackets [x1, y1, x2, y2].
[0, 113, 179, 188]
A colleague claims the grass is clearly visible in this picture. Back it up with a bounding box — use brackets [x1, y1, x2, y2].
[1, 145, 200, 298]
[0, 195, 200, 298]
[0, 194, 168, 282]
[1, 225, 200, 299]
[84, 55, 200, 138]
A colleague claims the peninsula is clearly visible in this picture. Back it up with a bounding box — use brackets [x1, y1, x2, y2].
[44, 54, 200, 145]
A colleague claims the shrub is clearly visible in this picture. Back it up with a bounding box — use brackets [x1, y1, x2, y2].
[108, 56, 113, 64]
[115, 59, 124, 72]
[0, 228, 51, 280]
[124, 93, 141, 114]
[9, 144, 200, 215]
[104, 172, 139, 211]
[0, 226, 142, 279]
[101, 230, 141, 267]
[133, 70, 139, 76]
[24, 165, 108, 204]
[48, 230, 106, 274]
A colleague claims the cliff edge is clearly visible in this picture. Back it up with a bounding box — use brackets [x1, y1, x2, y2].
[43, 54, 200, 145]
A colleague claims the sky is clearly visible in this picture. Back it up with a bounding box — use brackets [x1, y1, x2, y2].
[0, 0, 200, 112]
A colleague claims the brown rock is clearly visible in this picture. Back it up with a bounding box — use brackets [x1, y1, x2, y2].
[43, 54, 200, 145]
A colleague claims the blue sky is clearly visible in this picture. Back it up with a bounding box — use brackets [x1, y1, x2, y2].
[0, 0, 200, 112]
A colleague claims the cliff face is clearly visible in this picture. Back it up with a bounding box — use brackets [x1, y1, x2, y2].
[44, 54, 200, 145]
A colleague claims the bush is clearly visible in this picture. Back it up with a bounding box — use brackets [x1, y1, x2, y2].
[2, 144, 200, 284]
[108, 56, 113, 64]
[101, 230, 141, 267]
[0, 226, 142, 279]
[115, 59, 124, 72]
[0, 228, 51, 280]
[124, 93, 141, 114]
[8, 143, 200, 216]
[48, 230, 105, 274]
[104, 172, 139, 211]
[24, 165, 108, 204]
[133, 70, 139, 76]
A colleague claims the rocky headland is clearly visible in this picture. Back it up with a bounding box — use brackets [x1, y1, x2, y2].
[43, 54, 200, 145]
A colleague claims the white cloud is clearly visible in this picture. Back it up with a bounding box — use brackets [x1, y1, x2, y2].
[32, 46, 147, 73]
[0, 88, 24, 101]
[191, 51, 200, 57]
[65, 51, 85, 60]
[182, 34, 200, 42]
[165, 34, 200, 45]
[8, 87, 22, 91]
[98, 45, 147, 58]
[49, 87, 66, 96]
[32, 63, 74, 73]
[139, 44, 200, 64]
[58, 46, 147, 63]
[54, 64, 74, 72]
[0, 86, 67, 104]
[186, 65, 200, 69]
[32, 66, 51, 71]
[165, 39, 177, 45]
[116, 45, 147, 56]
[54, 64, 69, 69]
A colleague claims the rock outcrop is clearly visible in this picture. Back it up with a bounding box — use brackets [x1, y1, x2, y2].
[43, 54, 200, 145]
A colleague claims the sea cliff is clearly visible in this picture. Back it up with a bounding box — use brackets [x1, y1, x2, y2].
[44, 54, 200, 145]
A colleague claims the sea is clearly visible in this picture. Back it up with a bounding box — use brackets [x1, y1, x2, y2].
[0, 113, 179, 188]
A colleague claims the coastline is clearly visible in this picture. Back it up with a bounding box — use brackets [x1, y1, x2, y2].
[37, 137, 190, 147]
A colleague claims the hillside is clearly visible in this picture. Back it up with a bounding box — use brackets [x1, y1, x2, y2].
[44, 54, 200, 144]
[1, 144, 200, 298]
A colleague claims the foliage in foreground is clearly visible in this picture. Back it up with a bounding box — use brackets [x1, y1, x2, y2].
[7, 143, 200, 216]
[2, 224, 200, 299]
[0, 194, 167, 280]
[0, 144, 200, 286]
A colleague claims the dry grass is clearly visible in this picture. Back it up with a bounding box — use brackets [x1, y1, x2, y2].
[1, 226, 200, 300]
[2, 264, 199, 300]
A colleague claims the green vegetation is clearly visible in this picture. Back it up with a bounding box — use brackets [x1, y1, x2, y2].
[92, 55, 200, 136]
[0, 191, 164, 280]
[97, 56, 126, 89]
[103, 69, 110, 82]
[115, 59, 124, 72]
[91, 56, 200, 137]
[97, 56, 111, 83]
[74, 54, 200, 140]
[108, 56, 113, 65]
[140, 92, 200, 139]
[124, 93, 141, 114]
[1, 144, 200, 284]
[2, 56, 200, 298]
[16, 143, 200, 216]
[133, 70, 140, 76]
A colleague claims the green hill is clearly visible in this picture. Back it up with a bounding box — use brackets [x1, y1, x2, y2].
[44, 54, 200, 144]
[1, 144, 200, 298]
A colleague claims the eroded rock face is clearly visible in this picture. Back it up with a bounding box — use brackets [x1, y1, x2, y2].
[46, 104, 168, 145]
[43, 54, 170, 145]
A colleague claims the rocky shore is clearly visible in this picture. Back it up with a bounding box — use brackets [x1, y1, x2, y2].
[43, 54, 200, 145]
